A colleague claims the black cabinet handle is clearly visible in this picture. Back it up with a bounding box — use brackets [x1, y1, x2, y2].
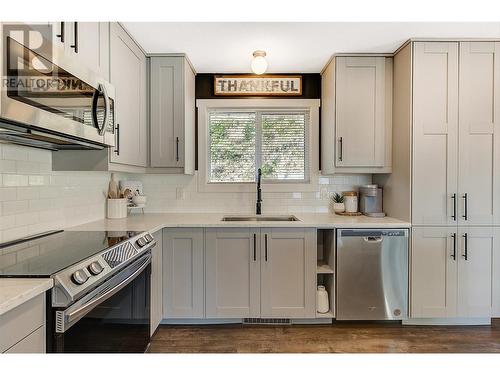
[70, 22, 78, 53]
[462, 233, 468, 261]
[176, 137, 179, 162]
[113, 124, 120, 155]
[462, 193, 468, 221]
[264, 234, 268, 262]
[451, 193, 457, 221]
[56, 22, 65, 43]
[451, 233, 457, 260]
[339, 137, 343, 161]
[253, 233, 256, 262]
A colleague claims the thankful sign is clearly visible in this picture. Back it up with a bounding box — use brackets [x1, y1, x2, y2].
[214, 75, 302, 96]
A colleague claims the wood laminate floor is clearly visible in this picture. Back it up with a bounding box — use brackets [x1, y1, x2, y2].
[150, 319, 500, 353]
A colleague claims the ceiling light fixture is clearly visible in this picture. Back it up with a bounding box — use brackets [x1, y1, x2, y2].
[251, 50, 267, 75]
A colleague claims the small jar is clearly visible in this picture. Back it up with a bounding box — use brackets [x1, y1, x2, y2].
[343, 191, 358, 213]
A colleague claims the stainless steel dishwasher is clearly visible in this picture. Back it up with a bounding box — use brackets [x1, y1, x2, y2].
[336, 229, 409, 320]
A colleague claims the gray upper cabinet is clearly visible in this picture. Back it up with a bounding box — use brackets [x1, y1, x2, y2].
[412, 42, 459, 226]
[51, 22, 109, 80]
[109, 23, 147, 167]
[205, 228, 261, 318]
[76, 22, 110, 80]
[163, 228, 204, 319]
[150, 56, 195, 174]
[260, 228, 316, 318]
[52, 23, 147, 172]
[458, 42, 500, 226]
[321, 55, 392, 174]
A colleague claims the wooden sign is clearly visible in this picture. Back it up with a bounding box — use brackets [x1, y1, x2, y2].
[214, 75, 302, 96]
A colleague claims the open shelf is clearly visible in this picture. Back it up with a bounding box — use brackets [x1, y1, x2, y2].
[317, 261, 334, 274]
[316, 310, 334, 318]
[316, 229, 336, 320]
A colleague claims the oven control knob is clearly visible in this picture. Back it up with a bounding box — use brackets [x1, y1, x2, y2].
[88, 261, 104, 276]
[71, 269, 89, 285]
[136, 237, 147, 247]
[145, 234, 154, 243]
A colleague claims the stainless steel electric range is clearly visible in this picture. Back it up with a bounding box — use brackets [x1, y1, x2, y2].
[0, 230, 156, 353]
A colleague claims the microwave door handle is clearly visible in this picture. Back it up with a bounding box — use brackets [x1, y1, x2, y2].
[101, 84, 110, 135]
[61, 255, 151, 331]
[91, 89, 100, 133]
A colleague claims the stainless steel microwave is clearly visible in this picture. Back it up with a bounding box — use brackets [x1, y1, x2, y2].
[0, 23, 115, 150]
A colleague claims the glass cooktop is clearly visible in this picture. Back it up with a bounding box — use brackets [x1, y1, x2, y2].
[0, 230, 142, 277]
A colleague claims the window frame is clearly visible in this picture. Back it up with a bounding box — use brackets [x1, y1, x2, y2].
[207, 109, 310, 184]
[197, 98, 320, 193]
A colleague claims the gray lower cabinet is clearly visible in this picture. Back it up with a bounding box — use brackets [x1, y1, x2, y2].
[0, 294, 45, 353]
[205, 228, 261, 318]
[260, 228, 317, 318]
[163, 228, 204, 318]
[205, 227, 317, 319]
[150, 230, 163, 335]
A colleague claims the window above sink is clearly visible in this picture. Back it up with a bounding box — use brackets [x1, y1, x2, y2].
[197, 98, 320, 193]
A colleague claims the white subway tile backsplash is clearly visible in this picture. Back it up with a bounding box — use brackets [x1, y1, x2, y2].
[17, 187, 40, 200]
[0, 188, 17, 202]
[1, 144, 373, 242]
[0, 144, 111, 242]
[28, 175, 49, 186]
[16, 160, 41, 174]
[2, 144, 29, 161]
[2, 200, 29, 215]
[0, 160, 16, 173]
[2, 174, 29, 187]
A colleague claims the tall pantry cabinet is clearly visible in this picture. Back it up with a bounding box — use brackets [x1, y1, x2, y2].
[375, 40, 500, 320]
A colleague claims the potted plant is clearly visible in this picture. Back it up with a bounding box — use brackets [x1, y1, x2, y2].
[331, 193, 345, 214]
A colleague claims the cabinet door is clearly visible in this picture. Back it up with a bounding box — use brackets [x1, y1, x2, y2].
[459, 42, 500, 226]
[260, 228, 316, 318]
[457, 227, 495, 318]
[335, 56, 386, 167]
[412, 42, 459, 225]
[150, 230, 163, 335]
[163, 228, 204, 318]
[76, 22, 110, 80]
[411, 227, 458, 318]
[109, 23, 147, 167]
[51, 21, 66, 52]
[205, 228, 260, 318]
[4, 326, 44, 353]
[150, 57, 185, 168]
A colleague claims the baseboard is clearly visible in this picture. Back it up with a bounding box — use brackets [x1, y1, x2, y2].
[402, 317, 491, 326]
[160, 318, 333, 325]
[161, 318, 243, 325]
[291, 318, 333, 324]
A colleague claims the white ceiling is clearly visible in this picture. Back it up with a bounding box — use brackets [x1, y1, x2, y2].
[123, 22, 500, 73]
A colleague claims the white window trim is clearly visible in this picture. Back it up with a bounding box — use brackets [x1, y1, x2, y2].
[197, 98, 320, 193]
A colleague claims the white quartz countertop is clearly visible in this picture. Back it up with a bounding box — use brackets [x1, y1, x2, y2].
[0, 278, 53, 316]
[68, 213, 411, 234]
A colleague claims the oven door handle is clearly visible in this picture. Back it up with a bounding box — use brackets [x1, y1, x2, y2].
[58, 254, 151, 332]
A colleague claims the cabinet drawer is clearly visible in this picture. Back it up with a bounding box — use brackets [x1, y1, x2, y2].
[4, 326, 45, 353]
[0, 294, 45, 352]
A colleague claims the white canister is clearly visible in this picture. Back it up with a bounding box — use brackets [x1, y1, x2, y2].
[316, 285, 330, 314]
[343, 191, 358, 213]
[107, 198, 128, 219]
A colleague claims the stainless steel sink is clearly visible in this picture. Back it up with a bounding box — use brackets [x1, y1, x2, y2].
[221, 215, 300, 222]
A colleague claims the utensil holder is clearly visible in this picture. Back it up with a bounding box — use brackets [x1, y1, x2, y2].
[107, 198, 128, 219]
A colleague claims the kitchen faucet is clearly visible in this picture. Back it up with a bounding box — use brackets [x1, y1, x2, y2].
[256, 168, 262, 215]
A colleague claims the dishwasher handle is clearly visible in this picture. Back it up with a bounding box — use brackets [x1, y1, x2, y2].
[363, 236, 383, 243]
